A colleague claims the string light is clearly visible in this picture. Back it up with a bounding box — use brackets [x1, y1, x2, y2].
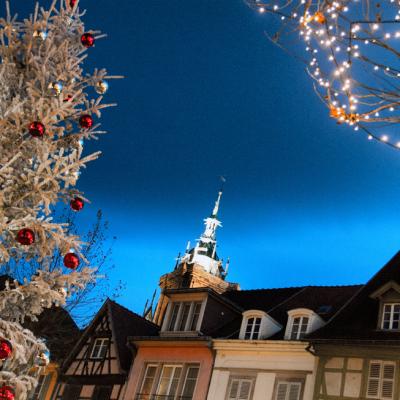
[247, 0, 400, 151]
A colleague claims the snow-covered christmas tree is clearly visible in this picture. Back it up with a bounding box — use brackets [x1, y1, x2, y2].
[0, 1, 119, 398]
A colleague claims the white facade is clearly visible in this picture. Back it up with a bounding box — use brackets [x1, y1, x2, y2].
[207, 340, 317, 400]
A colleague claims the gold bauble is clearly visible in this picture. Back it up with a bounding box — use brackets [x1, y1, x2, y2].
[95, 80, 109, 94]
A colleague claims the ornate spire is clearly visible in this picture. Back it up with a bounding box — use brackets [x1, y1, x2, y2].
[185, 189, 224, 277]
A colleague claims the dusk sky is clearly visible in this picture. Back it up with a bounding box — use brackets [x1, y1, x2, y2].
[16, 0, 400, 315]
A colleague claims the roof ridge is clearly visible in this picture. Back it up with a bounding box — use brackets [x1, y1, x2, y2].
[108, 299, 160, 328]
[237, 284, 363, 292]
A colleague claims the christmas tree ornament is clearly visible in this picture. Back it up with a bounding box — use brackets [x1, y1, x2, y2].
[0, 1, 120, 396]
[0, 340, 12, 361]
[63, 253, 80, 269]
[95, 80, 109, 94]
[0, 386, 14, 400]
[70, 197, 84, 211]
[33, 30, 48, 41]
[65, 121, 73, 132]
[70, 0, 78, 8]
[81, 32, 95, 48]
[79, 114, 93, 129]
[16, 229, 35, 246]
[35, 350, 50, 367]
[28, 121, 45, 138]
[47, 81, 63, 96]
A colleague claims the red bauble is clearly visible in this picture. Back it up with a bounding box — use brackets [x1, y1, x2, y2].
[64, 94, 73, 102]
[79, 114, 93, 129]
[81, 33, 95, 48]
[0, 386, 14, 400]
[29, 121, 45, 137]
[0, 340, 12, 361]
[70, 197, 84, 211]
[70, 0, 78, 7]
[16, 228, 35, 245]
[64, 253, 80, 270]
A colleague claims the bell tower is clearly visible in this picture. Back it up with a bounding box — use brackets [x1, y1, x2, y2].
[153, 190, 239, 325]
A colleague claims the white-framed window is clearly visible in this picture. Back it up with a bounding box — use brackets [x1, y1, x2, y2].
[138, 363, 200, 400]
[289, 316, 309, 340]
[164, 301, 203, 332]
[382, 304, 400, 330]
[367, 361, 396, 399]
[90, 338, 109, 359]
[227, 378, 253, 400]
[275, 381, 302, 400]
[244, 317, 262, 340]
[157, 365, 182, 397]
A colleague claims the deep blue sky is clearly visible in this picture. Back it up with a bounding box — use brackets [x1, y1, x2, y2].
[16, 0, 400, 315]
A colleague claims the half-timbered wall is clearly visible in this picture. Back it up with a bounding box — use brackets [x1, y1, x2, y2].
[313, 346, 400, 400]
[54, 311, 126, 400]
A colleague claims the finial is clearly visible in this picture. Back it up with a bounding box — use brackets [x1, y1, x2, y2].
[211, 176, 226, 217]
[225, 257, 230, 276]
[174, 252, 181, 270]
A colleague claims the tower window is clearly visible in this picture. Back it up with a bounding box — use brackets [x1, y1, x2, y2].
[164, 301, 203, 332]
[382, 304, 400, 330]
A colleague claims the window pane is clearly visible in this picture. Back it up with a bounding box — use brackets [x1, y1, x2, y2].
[179, 303, 191, 331]
[169, 303, 180, 331]
[158, 367, 173, 395]
[141, 365, 158, 394]
[190, 303, 202, 331]
[253, 318, 261, 339]
[182, 367, 199, 399]
[157, 366, 182, 396]
[245, 318, 254, 340]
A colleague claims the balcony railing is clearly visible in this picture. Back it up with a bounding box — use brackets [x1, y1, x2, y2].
[135, 394, 193, 400]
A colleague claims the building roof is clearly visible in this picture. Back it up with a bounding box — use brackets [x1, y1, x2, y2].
[212, 284, 361, 339]
[309, 251, 400, 343]
[62, 298, 159, 374]
[107, 300, 159, 371]
[0, 275, 80, 362]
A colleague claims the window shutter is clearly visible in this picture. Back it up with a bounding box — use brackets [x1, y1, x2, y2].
[229, 380, 239, 399]
[382, 364, 395, 399]
[367, 362, 381, 397]
[288, 383, 301, 400]
[238, 380, 251, 400]
[276, 383, 288, 400]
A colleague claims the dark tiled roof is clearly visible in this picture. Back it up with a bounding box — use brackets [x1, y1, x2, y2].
[309, 251, 400, 342]
[212, 285, 361, 339]
[0, 275, 79, 362]
[25, 307, 80, 362]
[108, 300, 159, 371]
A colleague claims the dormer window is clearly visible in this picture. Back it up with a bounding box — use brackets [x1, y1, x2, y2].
[382, 303, 400, 330]
[285, 308, 324, 340]
[290, 316, 309, 340]
[239, 310, 281, 340]
[163, 301, 204, 332]
[245, 317, 262, 340]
